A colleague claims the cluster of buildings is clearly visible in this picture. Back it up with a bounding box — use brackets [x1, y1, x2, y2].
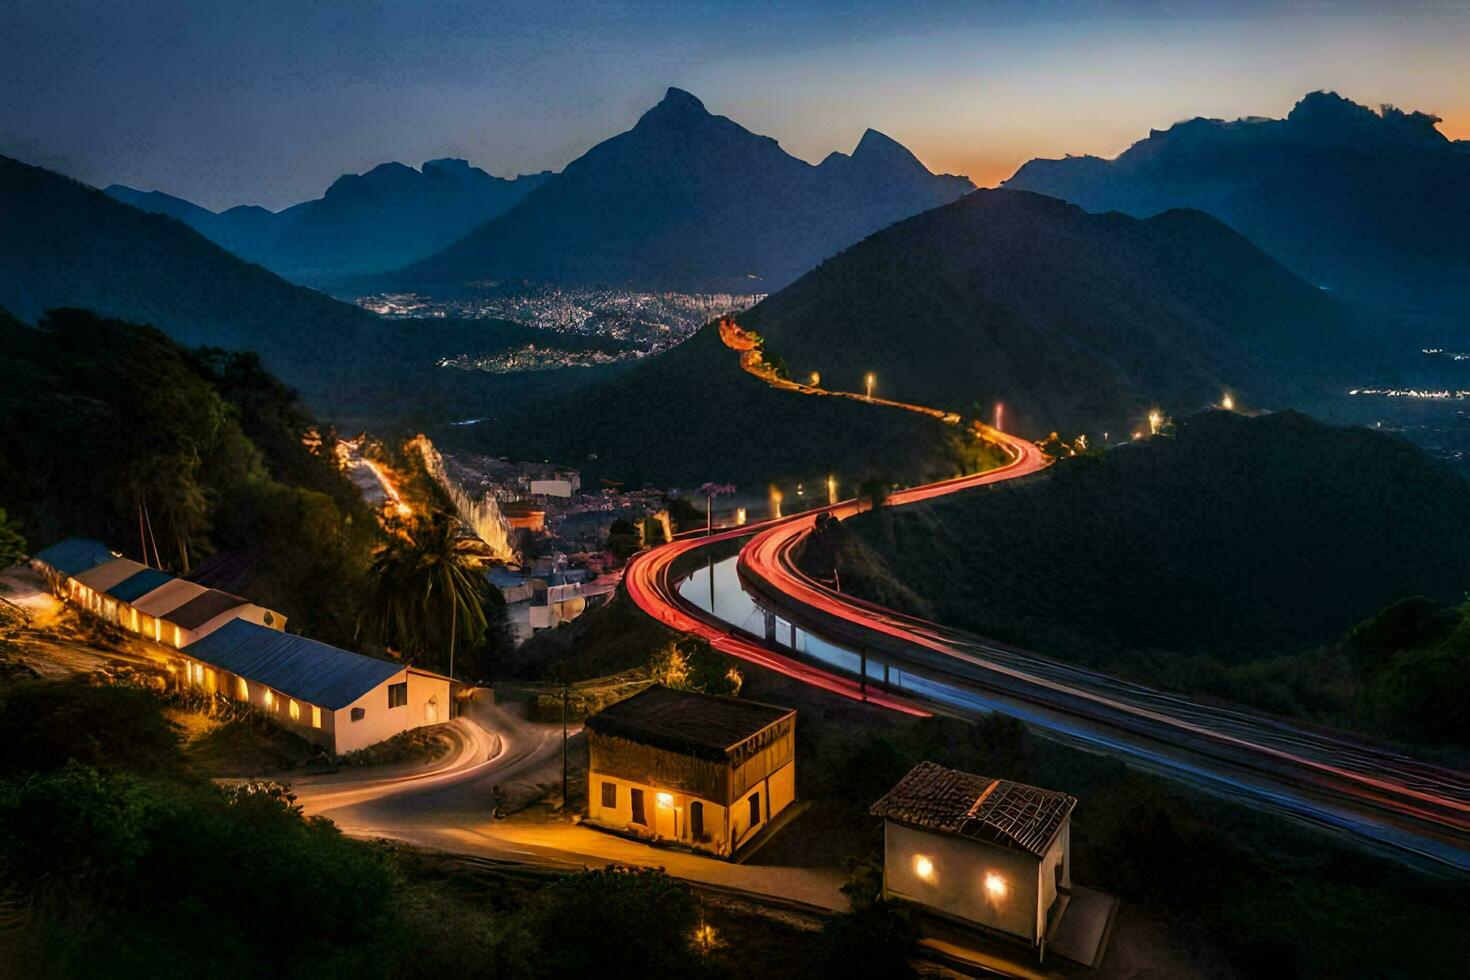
[31, 539, 450, 755]
[583, 685, 1102, 966]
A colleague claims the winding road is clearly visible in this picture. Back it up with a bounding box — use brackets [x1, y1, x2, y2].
[624, 333, 1470, 872]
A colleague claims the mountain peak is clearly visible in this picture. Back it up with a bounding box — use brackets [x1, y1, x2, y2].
[1287, 90, 1447, 151]
[657, 87, 707, 114]
[851, 128, 924, 169]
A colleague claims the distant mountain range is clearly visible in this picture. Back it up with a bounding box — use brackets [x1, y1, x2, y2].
[107, 159, 551, 285]
[0, 154, 611, 422]
[383, 88, 974, 294]
[1005, 91, 1470, 316]
[738, 188, 1365, 438]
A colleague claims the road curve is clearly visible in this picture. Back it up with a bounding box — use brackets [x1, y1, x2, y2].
[736, 449, 1470, 871]
[624, 326, 1467, 869]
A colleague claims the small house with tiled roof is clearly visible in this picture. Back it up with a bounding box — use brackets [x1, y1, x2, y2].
[871, 761, 1077, 951]
[584, 685, 796, 857]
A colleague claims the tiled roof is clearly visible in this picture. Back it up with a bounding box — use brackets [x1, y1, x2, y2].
[105, 568, 174, 603]
[31, 538, 116, 577]
[870, 761, 1076, 858]
[183, 620, 403, 710]
[586, 685, 793, 761]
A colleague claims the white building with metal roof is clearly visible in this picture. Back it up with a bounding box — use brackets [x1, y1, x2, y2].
[178, 620, 451, 754]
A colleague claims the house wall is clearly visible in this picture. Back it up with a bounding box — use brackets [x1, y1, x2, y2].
[587, 772, 733, 856]
[1036, 818, 1071, 942]
[586, 719, 796, 858]
[331, 668, 450, 754]
[883, 822, 1043, 945]
[171, 652, 335, 752]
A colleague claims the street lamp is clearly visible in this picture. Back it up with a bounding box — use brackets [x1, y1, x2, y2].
[865, 372, 876, 400]
[1222, 392, 1235, 411]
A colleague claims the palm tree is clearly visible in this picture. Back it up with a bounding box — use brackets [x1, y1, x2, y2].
[364, 511, 487, 679]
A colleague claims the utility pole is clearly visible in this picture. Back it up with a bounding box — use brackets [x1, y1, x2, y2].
[561, 681, 569, 808]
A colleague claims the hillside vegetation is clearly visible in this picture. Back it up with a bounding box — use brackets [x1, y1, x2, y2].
[0, 154, 617, 426]
[739, 189, 1368, 439]
[804, 410, 1470, 744]
[455, 320, 993, 489]
[0, 309, 381, 646]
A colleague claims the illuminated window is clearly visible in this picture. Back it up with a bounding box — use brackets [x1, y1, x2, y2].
[387, 682, 407, 708]
[288, 700, 300, 721]
[913, 855, 935, 882]
[173, 625, 183, 648]
[263, 690, 274, 711]
[237, 678, 249, 700]
[311, 705, 322, 729]
[351, 707, 365, 722]
[153, 619, 161, 642]
[601, 782, 617, 808]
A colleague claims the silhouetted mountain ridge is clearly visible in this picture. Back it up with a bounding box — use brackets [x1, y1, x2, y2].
[0, 154, 609, 421]
[738, 188, 1363, 438]
[107, 158, 551, 285]
[1005, 90, 1470, 315]
[387, 88, 974, 293]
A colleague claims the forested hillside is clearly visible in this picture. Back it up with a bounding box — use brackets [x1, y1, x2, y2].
[740, 189, 1368, 439]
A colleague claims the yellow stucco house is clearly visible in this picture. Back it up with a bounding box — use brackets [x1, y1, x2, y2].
[584, 685, 796, 858]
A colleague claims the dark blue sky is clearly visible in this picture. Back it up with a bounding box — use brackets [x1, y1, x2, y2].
[5, 1, 1466, 210]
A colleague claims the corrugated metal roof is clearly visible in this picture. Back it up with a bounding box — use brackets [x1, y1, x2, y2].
[132, 578, 208, 617]
[183, 620, 404, 710]
[162, 589, 248, 630]
[32, 538, 117, 577]
[105, 568, 174, 603]
[73, 558, 151, 594]
[870, 761, 1076, 859]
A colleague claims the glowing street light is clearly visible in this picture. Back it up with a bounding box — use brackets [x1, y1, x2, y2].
[865, 372, 876, 400]
[1147, 409, 1164, 436]
[827, 474, 837, 505]
[809, 371, 821, 388]
[994, 401, 1004, 431]
[913, 854, 935, 881]
[1222, 392, 1236, 411]
[984, 872, 1007, 901]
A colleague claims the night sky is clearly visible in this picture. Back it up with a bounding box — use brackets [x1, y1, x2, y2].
[5, 1, 1468, 211]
